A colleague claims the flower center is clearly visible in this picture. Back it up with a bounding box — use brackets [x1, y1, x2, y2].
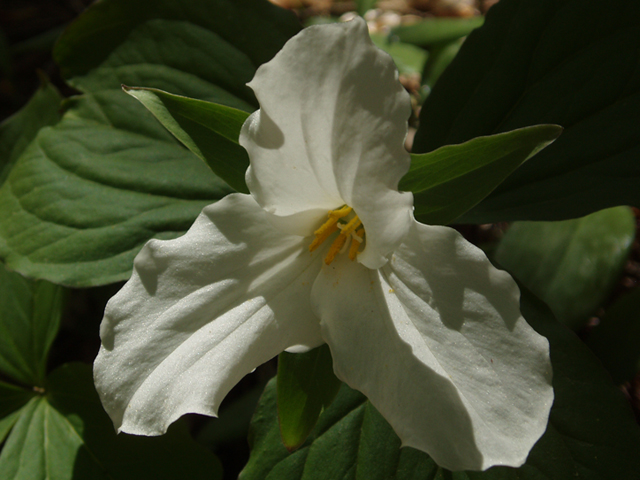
[309, 205, 366, 265]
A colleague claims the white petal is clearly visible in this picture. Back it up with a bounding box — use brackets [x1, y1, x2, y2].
[312, 222, 552, 471]
[94, 194, 324, 435]
[241, 18, 413, 250]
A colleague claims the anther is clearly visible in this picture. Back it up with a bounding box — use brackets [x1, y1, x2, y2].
[325, 234, 347, 265]
[308, 206, 366, 265]
[325, 215, 361, 264]
[309, 206, 352, 253]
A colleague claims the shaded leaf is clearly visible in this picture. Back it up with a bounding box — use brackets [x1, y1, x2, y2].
[0, 263, 64, 385]
[391, 16, 484, 47]
[495, 207, 636, 329]
[0, 92, 230, 287]
[277, 344, 342, 450]
[414, 0, 640, 223]
[0, 382, 34, 444]
[54, 0, 300, 106]
[0, 363, 222, 480]
[0, 79, 62, 185]
[124, 87, 251, 192]
[401, 125, 562, 225]
[369, 34, 428, 76]
[586, 286, 640, 384]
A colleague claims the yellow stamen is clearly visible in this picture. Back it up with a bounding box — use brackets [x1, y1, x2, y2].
[325, 233, 347, 265]
[339, 215, 361, 237]
[325, 216, 361, 264]
[348, 228, 365, 260]
[308, 206, 352, 253]
[328, 205, 352, 220]
[308, 206, 367, 265]
[309, 222, 338, 252]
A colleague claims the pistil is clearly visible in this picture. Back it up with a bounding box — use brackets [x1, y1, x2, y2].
[348, 228, 365, 260]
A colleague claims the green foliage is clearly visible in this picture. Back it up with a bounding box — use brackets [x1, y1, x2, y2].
[124, 87, 251, 193]
[414, 0, 640, 223]
[277, 345, 342, 450]
[587, 286, 640, 384]
[241, 289, 640, 479]
[495, 207, 636, 329]
[0, 0, 638, 478]
[0, 0, 301, 286]
[369, 34, 428, 76]
[0, 79, 61, 185]
[0, 364, 222, 480]
[401, 125, 562, 225]
[53, 0, 299, 102]
[0, 91, 230, 287]
[0, 264, 222, 479]
[0, 265, 64, 385]
[391, 16, 484, 47]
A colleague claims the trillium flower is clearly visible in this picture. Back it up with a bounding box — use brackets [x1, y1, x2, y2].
[94, 18, 553, 471]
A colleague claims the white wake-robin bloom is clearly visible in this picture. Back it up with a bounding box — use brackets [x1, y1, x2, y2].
[94, 18, 553, 471]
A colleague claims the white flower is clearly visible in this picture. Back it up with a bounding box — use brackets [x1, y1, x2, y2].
[93, 18, 553, 471]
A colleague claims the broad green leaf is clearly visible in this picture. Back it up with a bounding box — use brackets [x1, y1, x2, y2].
[241, 289, 640, 479]
[53, 0, 300, 105]
[391, 16, 484, 47]
[0, 382, 34, 444]
[277, 344, 342, 450]
[0, 363, 222, 480]
[495, 207, 636, 329]
[0, 79, 62, 185]
[0, 0, 300, 286]
[586, 286, 640, 384]
[413, 0, 640, 223]
[369, 34, 428, 76]
[0, 92, 230, 287]
[124, 87, 251, 193]
[400, 125, 562, 226]
[0, 264, 64, 385]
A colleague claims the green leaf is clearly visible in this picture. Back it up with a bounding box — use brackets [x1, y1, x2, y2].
[53, 0, 300, 106]
[0, 79, 62, 185]
[0, 263, 64, 385]
[0, 0, 300, 286]
[241, 289, 640, 479]
[586, 286, 640, 384]
[277, 344, 342, 450]
[0, 363, 222, 480]
[391, 16, 484, 47]
[124, 87, 251, 193]
[0, 382, 34, 444]
[413, 0, 640, 223]
[495, 206, 636, 329]
[369, 34, 428, 76]
[401, 125, 562, 225]
[0, 92, 231, 287]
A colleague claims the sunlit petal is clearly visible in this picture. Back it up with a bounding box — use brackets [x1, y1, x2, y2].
[312, 222, 552, 470]
[94, 194, 324, 435]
